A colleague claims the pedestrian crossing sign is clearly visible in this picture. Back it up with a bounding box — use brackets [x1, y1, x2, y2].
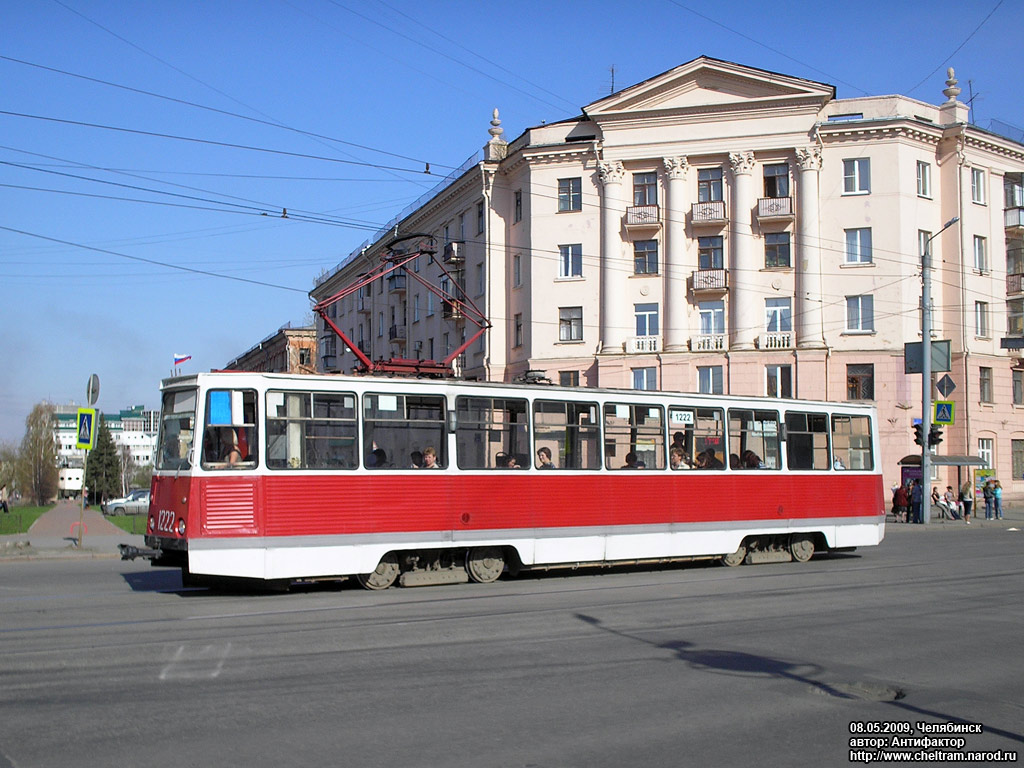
[76, 408, 97, 450]
[933, 401, 955, 425]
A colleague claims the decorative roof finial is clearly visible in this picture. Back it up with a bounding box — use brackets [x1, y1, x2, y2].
[943, 67, 961, 102]
[488, 108, 504, 140]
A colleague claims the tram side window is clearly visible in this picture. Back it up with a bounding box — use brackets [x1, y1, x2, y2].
[202, 389, 258, 470]
[785, 412, 830, 470]
[533, 400, 601, 470]
[157, 389, 197, 471]
[728, 409, 781, 470]
[363, 393, 446, 469]
[455, 396, 529, 469]
[604, 403, 665, 470]
[266, 390, 357, 469]
[668, 406, 725, 470]
[831, 414, 873, 470]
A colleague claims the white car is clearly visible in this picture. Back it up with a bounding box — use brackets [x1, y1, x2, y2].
[103, 489, 151, 516]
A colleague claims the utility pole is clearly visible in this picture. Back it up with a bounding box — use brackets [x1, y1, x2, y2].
[921, 217, 959, 523]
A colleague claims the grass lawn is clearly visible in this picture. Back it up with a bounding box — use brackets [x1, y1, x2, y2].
[0, 506, 53, 535]
[106, 514, 148, 535]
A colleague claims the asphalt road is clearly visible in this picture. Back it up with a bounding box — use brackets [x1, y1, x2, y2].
[1, 525, 1021, 768]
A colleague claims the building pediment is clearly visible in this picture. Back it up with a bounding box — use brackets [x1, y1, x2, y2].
[583, 56, 834, 119]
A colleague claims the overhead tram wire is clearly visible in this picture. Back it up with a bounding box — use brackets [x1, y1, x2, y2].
[0, 224, 309, 294]
[0, 55, 454, 172]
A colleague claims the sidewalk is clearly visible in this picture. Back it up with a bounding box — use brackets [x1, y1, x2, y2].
[0, 500, 143, 561]
[886, 501, 1023, 529]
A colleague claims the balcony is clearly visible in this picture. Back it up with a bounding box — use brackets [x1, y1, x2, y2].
[1005, 207, 1024, 231]
[356, 295, 370, 313]
[691, 200, 726, 226]
[690, 334, 727, 352]
[442, 300, 464, 320]
[1008, 273, 1023, 295]
[389, 325, 406, 343]
[692, 268, 728, 293]
[757, 196, 794, 220]
[386, 274, 406, 294]
[758, 331, 793, 350]
[625, 205, 660, 229]
[626, 335, 662, 354]
[443, 241, 465, 264]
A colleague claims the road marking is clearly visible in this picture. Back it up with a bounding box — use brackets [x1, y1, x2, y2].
[159, 642, 232, 681]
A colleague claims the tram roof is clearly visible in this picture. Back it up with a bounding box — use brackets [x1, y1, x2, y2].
[160, 370, 876, 414]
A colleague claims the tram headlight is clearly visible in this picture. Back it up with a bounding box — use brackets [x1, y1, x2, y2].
[148, 515, 155, 532]
[177, 518, 186, 536]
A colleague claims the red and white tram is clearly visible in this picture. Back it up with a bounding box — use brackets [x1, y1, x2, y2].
[132, 372, 885, 589]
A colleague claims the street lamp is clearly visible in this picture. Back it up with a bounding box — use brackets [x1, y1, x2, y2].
[921, 216, 959, 524]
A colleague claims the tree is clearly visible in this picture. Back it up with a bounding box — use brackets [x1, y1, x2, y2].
[84, 416, 121, 505]
[17, 402, 58, 505]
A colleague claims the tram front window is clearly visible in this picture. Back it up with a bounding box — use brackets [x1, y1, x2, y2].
[201, 389, 258, 470]
[156, 389, 196, 471]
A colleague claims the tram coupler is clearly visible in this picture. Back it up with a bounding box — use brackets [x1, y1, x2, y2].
[119, 543, 163, 561]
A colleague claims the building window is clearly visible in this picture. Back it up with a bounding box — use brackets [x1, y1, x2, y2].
[845, 227, 873, 264]
[413, 294, 420, 323]
[765, 297, 792, 332]
[763, 163, 789, 198]
[476, 264, 484, 296]
[918, 230, 932, 266]
[512, 253, 522, 287]
[979, 367, 993, 403]
[458, 213, 465, 240]
[699, 300, 725, 335]
[632, 367, 657, 391]
[916, 161, 931, 198]
[1012, 439, 1024, 483]
[766, 365, 792, 398]
[632, 172, 657, 206]
[633, 240, 658, 274]
[1014, 369, 1023, 405]
[971, 168, 986, 204]
[698, 236, 724, 269]
[697, 168, 723, 202]
[559, 306, 583, 341]
[514, 189, 522, 223]
[978, 437, 993, 469]
[847, 364, 874, 400]
[427, 293, 435, 316]
[765, 232, 790, 268]
[973, 235, 988, 272]
[846, 295, 874, 332]
[1010, 299, 1024, 336]
[558, 244, 583, 278]
[558, 178, 582, 212]
[476, 201, 485, 235]
[975, 301, 990, 338]
[559, 370, 579, 387]
[514, 313, 523, 347]
[698, 366, 724, 395]
[377, 312, 384, 337]
[843, 158, 870, 194]
[443, 223, 450, 244]
[634, 303, 659, 336]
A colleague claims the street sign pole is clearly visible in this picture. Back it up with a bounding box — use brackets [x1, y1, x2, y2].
[80, 374, 100, 548]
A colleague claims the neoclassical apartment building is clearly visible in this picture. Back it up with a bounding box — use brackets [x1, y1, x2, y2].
[312, 57, 1024, 497]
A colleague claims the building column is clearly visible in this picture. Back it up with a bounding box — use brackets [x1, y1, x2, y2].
[598, 159, 628, 353]
[663, 156, 689, 351]
[728, 151, 758, 351]
[795, 146, 826, 349]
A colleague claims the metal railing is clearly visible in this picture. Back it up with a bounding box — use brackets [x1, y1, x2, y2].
[693, 268, 728, 291]
[757, 196, 793, 218]
[691, 200, 726, 223]
[625, 205, 660, 226]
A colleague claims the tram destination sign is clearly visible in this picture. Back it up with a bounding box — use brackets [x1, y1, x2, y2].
[903, 340, 951, 374]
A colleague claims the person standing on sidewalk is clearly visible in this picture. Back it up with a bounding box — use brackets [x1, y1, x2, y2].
[910, 479, 924, 524]
[959, 480, 973, 524]
[0, 483, 9, 514]
[983, 480, 995, 520]
[993, 480, 1004, 520]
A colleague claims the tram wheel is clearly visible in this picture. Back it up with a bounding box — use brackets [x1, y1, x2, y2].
[789, 534, 815, 563]
[466, 547, 505, 583]
[720, 545, 746, 567]
[357, 552, 400, 590]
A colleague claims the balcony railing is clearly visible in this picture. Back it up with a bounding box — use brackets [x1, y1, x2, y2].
[691, 200, 726, 224]
[758, 331, 793, 350]
[693, 268, 728, 291]
[1005, 207, 1024, 229]
[625, 205, 660, 227]
[1008, 273, 1023, 295]
[757, 196, 793, 219]
[388, 325, 406, 342]
[386, 274, 407, 293]
[442, 300, 464, 320]
[690, 333, 727, 352]
[626, 335, 662, 354]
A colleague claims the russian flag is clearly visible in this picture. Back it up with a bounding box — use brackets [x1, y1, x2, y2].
[173, 354, 192, 366]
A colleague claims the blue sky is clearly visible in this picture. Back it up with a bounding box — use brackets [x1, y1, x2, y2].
[1, 0, 1019, 444]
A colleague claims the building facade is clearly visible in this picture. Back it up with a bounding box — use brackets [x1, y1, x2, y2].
[312, 57, 1024, 499]
[225, 323, 317, 374]
[54, 403, 159, 469]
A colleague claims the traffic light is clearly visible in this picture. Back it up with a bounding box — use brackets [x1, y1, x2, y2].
[913, 423, 925, 446]
[928, 425, 944, 447]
